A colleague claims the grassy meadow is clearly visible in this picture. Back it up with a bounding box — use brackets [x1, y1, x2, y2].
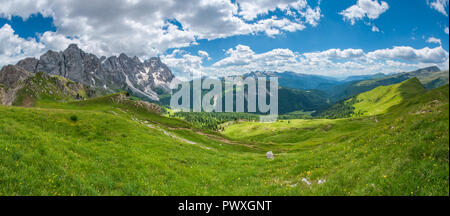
[0, 81, 448, 196]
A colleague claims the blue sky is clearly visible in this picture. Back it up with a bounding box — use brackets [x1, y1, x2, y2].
[0, 0, 448, 78]
[176, 0, 449, 66]
[0, 13, 56, 40]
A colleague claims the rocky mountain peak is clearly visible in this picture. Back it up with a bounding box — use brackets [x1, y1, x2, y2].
[419, 66, 440, 72]
[119, 53, 129, 60]
[132, 56, 141, 63]
[13, 44, 175, 101]
[66, 43, 81, 51]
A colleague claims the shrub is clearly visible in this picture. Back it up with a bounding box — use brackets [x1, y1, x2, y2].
[70, 115, 78, 122]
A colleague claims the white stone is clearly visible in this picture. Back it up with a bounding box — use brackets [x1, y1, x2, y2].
[266, 151, 274, 159]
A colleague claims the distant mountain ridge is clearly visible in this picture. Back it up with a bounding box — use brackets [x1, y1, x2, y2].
[342, 73, 386, 82]
[327, 66, 448, 101]
[14, 44, 174, 101]
[243, 66, 448, 103]
[159, 78, 330, 115]
[243, 71, 341, 90]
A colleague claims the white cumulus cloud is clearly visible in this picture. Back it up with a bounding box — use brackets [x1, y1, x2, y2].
[367, 46, 448, 64]
[236, 0, 308, 21]
[0, 24, 44, 65]
[428, 0, 449, 16]
[372, 25, 380, 32]
[340, 0, 389, 25]
[303, 48, 365, 60]
[191, 44, 450, 77]
[197, 50, 211, 60]
[426, 37, 442, 45]
[0, 0, 323, 65]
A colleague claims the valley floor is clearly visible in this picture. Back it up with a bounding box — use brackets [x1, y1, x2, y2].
[0, 86, 449, 196]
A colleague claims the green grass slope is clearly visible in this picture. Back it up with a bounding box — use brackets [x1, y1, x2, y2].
[351, 78, 426, 116]
[316, 78, 426, 118]
[0, 84, 448, 195]
[0, 94, 267, 195]
[222, 85, 449, 195]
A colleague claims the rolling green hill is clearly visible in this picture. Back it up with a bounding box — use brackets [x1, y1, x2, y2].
[351, 78, 426, 116]
[316, 78, 426, 118]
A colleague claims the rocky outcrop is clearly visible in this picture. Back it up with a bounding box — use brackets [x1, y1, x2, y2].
[109, 93, 162, 114]
[0, 65, 97, 106]
[0, 65, 33, 87]
[0, 85, 5, 105]
[15, 44, 174, 101]
[0, 65, 33, 105]
[132, 100, 162, 114]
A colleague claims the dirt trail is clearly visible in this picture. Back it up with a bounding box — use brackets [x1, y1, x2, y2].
[115, 110, 256, 151]
[166, 127, 258, 149]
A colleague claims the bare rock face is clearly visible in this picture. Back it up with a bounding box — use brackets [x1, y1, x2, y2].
[0, 65, 33, 105]
[63, 44, 99, 85]
[16, 57, 39, 73]
[15, 44, 175, 101]
[0, 65, 32, 87]
[36, 50, 66, 76]
[0, 85, 5, 105]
